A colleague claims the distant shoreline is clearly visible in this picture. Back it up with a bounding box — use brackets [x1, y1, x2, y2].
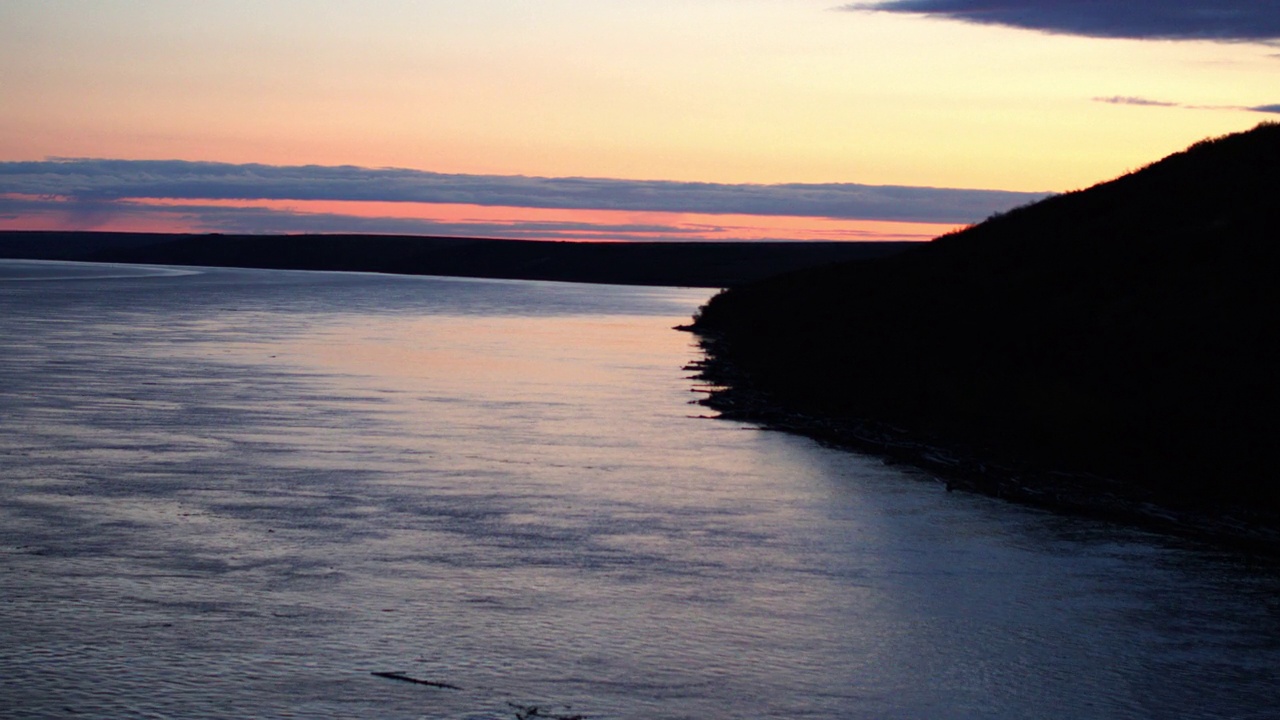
[0, 231, 915, 288]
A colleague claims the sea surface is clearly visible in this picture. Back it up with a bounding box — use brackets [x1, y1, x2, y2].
[1, 259, 1278, 720]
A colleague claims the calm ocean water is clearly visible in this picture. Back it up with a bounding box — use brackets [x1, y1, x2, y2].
[1, 260, 1278, 720]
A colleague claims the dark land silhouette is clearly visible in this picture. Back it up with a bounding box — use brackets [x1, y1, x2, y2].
[0, 231, 912, 288]
[690, 122, 1280, 552]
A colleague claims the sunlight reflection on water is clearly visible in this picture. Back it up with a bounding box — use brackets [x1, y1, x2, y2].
[1, 262, 1279, 719]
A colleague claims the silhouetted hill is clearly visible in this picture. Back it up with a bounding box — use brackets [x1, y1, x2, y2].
[0, 231, 912, 288]
[691, 122, 1280, 548]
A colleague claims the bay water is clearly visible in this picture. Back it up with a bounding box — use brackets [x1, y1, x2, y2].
[1, 260, 1278, 719]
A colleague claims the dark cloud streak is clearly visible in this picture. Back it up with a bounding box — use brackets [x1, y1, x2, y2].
[1092, 96, 1280, 114]
[1095, 96, 1179, 107]
[845, 1, 1280, 42]
[0, 158, 1048, 225]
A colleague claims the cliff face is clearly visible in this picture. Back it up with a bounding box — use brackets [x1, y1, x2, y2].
[693, 123, 1280, 513]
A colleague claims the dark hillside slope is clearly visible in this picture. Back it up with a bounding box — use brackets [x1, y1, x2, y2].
[692, 123, 1280, 520]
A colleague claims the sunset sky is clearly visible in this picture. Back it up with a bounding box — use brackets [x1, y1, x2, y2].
[2, 1, 1277, 242]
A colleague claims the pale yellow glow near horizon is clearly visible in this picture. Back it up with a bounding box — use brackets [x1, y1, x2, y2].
[1, 0, 1275, 195]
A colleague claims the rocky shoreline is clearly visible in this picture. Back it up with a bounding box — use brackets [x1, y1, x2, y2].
[683, 329, 1280, 559]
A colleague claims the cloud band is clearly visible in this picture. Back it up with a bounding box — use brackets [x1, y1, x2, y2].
[0, 159, 1048, 225]
[846, 1, 1280, 42]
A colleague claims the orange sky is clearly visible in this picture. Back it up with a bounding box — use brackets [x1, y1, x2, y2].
[1, 1, 1276, 241]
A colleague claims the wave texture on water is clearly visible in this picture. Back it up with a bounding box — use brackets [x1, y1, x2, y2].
[1, 262, 1279, 719]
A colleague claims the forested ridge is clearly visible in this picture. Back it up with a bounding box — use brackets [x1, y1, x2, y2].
[692, 123, 1280, 542]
